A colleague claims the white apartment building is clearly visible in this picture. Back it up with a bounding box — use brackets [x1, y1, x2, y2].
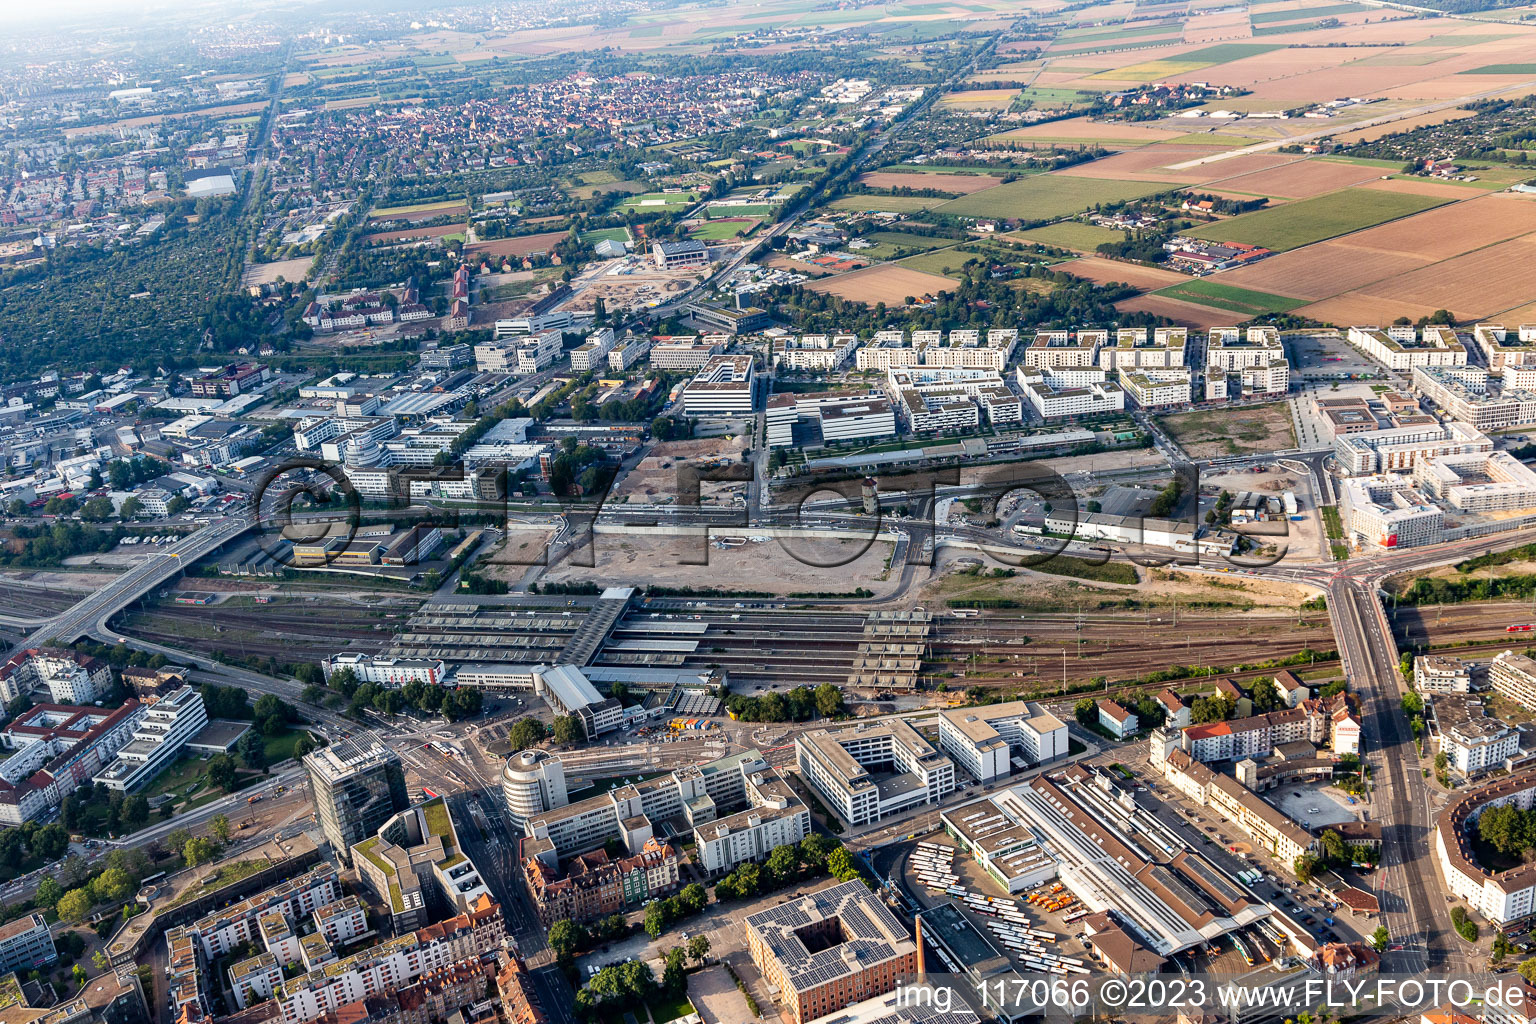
[569, 328, 615, 372]
[1342, 475, 1445, 549]
[1411, 365, 1536, 431]
[1492, 650, 1536, 710]
[796, 720, 956, 826]
[1413, 450, 1536, 512]
[1346, 325, 1467, 371]
[1335, 421, 1492, 475]
[1119, 368, 1193, 409]
[1414, 655, 1474, 694]
[608, 337, 650, 371]
[324, 653, 446, 687]
[1441, 715, 1518, 776]
[1026, 329, 1102, 369]
[1015, 367, 1125, 420]
[1436, 771, 1536, 925]
[1099, 327, 1187, 371]
[1471, 323, 1536, 373]
[976, 386, 1022, 425]
[93, 685, 208, 791]
[855, 331, 925, 371]
[771, 334, 858, 372]
[682, 355, 755, 416]
[1204, 328, 1290, 396]
[937, 701, 1067, 782]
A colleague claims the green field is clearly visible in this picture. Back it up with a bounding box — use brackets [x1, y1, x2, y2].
[829, 194, 948, 213]
[895, 251, 970, 278]
[690, 218, 760, 240]
[878, 163, 1013, 175]
[1187, 188, 1448, 252]
[1091, 43, 1283, 81]
[1458, 63, 1536, 74]
[579, 227, 630, 244]
[1154, 279, 1306, 316]
[1012, 221, 1124, 250]
[1016, 87, 1101, 106]
[706, 203, 775, 216]
[936, 176, 1169, 220]
[865, 230, 960, 250]
[369, 199, 466, 218]
[1250, 2, 1365, 22]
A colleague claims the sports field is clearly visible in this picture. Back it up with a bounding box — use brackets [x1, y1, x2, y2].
[1186, 189, 1448, 252]
[1152, 279, 1307, 316]
[689, 218, 759, 240]
[936, 176, 1168, 220]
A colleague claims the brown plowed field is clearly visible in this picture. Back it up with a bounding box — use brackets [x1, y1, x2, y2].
[1302, 193, 1534, 258]
[1333, 233, 1536, 318]
[1053, 144, 1230, 182]
[1209, 159, 1383, 199]
[465, 230, 568, 258]
[1115, 293, 1243, 327]
[856, 172, 1003, 194]
[1297, 292, 1444, 326]
[805, 264, 957, 302]
[1218, 243, 1433, 301]
[1057, 256, 1189, 290]
[362, 223, 463, 246]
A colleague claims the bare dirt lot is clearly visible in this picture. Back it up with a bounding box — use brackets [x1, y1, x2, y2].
[611, 436, 750, 505]
[241, 256, 315, 287]
[543, 533, 901, 596]
[805, 264, 957, 303]
[1158, 402, 1296, 458]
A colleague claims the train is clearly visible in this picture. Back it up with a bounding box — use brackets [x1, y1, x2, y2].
[1509, 623, 1536, 632]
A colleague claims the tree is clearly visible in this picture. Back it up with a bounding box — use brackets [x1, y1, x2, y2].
[1294, 853, 1319, 885]
[35, 878, 63, 909]
[122, 794, 149, 830]
[206, 754, 238, 792]
[547, 919, 585, 962]
[1370, 925, 1390, 953]
[56, 889, 92, 924]
[209, 814, 233, 844]
[1250, 676, 1281, 713]
[644, 899, 667, 938]
[71, 964, 87, 988]
[118, 497, 141, 519]
[828, 847, 861, 883]
[552, 716, 585, 746]
[182, 836, 220, 867]
[91, 950, 109, 972]
[238, 731, 267, 772]
[1320, 829, 1346, 867]
[1073, 698, 1097, 728]
[800, 834, 838, 871]
[1519, 957, 1536, 984]
[89, 867, 133, 904]
[508, 717, 548, 750]
[166, 495, 189, 516]
[677, 882, 707, 915]
[813, 683, 845, 718]
[662, 946, 687, 995]
[765, 844, 801, 886]
[687, 935, 711, 966]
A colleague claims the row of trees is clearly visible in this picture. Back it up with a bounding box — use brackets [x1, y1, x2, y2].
[715, 834, 860, 900]
[721, 683, 846, 723]
[317, 667, 484, 721]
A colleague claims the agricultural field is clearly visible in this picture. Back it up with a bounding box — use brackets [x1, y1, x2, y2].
[464, 231, 568, 259]
[1152, 279, 1307, 317]
[856, 171, 1004, 194]
[829, 194, 949, 213]
[1055, 256, 1189, 292]
[1011, 221, 1124, 251]
[1158, 403, 1297, 459]
[935, 175, 1169, 220]
[367, 199, 468, 223]
[805, 264, 958, 303]
[895, 250, 971, 279]
[1187, 188, 1449, 252]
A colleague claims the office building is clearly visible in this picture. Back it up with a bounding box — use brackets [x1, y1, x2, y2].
[1335, 420, 1492, 476]
[304, 733, 410, 864]
[352, 799, 491, 931]
[500, 750, 569, 832]
[1342, 475, 1444, 549]
[937, 701, 1067, 782]
[93, 685, 208, 792]
[569, 329, 615, 373]
[691, 303, 770, 334]
[0, 914, 56, 973]
[649, 336, 725, 370]
[745, 880, 918, 1024]
[608, 337, 650, 371]
[795, 720, 956, 827]
[681, 355, 755, 416]
[532, 665, 622, 738]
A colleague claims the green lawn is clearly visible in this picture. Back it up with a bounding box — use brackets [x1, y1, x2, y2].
[1250, 2, 1365, 22]
[580, 227, 630, 244]
[1186, 188, 1449, 252]
[936, 176, 1170, 220]
[865, 230, 958, 250]
[705, 204, 774, 217]
[264, 727, 311, 764]
[690, 219, 759, 240]
[651, 995, 695, 1024]
[895, 251, 970, 278]
[1012, 221, 1124, 251]
[1153, 279, 1306, 316]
